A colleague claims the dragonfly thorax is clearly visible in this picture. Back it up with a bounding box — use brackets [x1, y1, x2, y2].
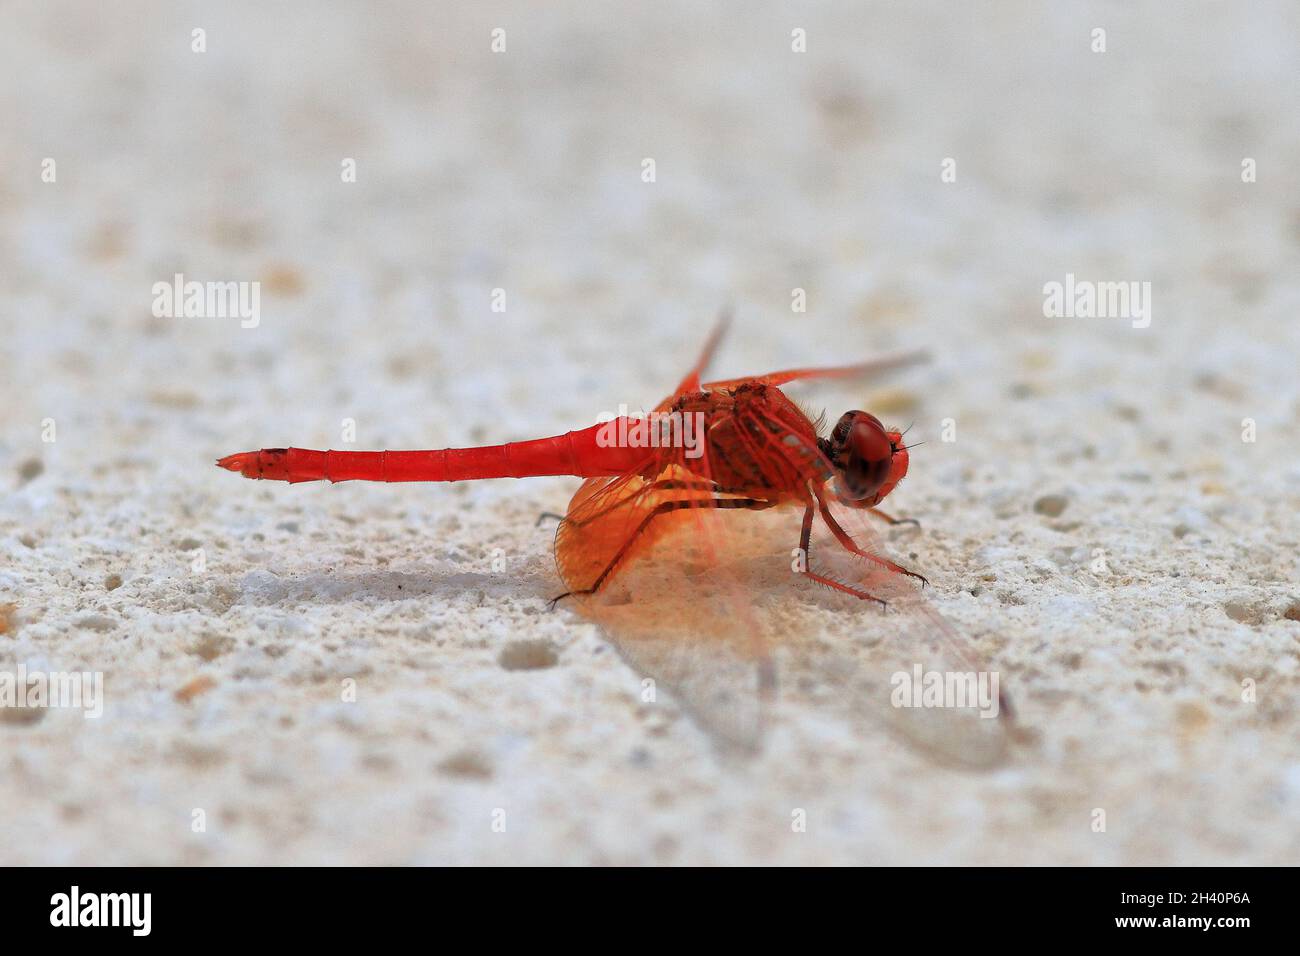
[667, 385, 829, 498]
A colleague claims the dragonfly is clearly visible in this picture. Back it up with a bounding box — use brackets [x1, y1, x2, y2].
[218, 322, 1012, 762]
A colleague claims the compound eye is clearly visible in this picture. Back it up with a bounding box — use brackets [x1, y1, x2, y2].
[847, 413, 891, 465]
[834, 412, 893, 500]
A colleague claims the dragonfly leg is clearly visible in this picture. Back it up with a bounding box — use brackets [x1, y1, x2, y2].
[534, 511, 566, 527]
[554, 478, 720, 530]
[548, 495, 774, 608]
[813, 490, 929, 587]
[866, 506, 920, 528]
[795, 501, 889, 609]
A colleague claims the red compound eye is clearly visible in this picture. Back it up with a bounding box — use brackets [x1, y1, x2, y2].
[830, 411, 894, 501]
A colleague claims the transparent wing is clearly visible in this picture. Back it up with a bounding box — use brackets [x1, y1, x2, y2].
[701, 349, 929, 391]
[794, 499, 1012, 768]
[554, 455, 777, 753]
[725, 399, 1011, 767]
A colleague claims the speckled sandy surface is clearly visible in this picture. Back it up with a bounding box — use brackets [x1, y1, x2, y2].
[2, 2, 1298, 865]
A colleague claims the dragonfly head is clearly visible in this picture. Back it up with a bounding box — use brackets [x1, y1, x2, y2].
[820, 411, 909, 508]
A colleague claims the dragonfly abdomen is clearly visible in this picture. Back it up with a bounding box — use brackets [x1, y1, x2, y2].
[216, 420, 654, 484]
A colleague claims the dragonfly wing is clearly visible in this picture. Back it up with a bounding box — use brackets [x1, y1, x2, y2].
[670, 310, 731, 396]
[795, 499, 1012, 768]
[720, 399, 1011, 768]
[702, 349, 929, 391]
[554, 458, 774, 753]
[584, 582, 773, 754]
[554, 465, 718, 595]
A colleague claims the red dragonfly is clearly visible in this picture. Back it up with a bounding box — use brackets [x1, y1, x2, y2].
[219, 324, 1011, 761]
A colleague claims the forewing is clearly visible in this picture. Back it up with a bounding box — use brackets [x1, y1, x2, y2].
[702, 349, 929, 391]
[794, 500, 1012, 768]
[704, 398, 1012, 767]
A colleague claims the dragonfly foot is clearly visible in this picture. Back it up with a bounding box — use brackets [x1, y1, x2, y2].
[893, 564, 929, 588]
[868, 507, 921, 529]
[547, 588, 593, 610]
